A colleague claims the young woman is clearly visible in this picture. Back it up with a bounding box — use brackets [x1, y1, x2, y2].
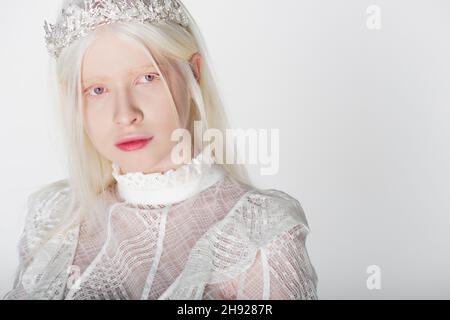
[4, 0, 318, 300]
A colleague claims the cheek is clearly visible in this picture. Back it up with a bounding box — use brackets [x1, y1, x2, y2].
[138, 87, 181, 130]
[83, 106, 110, 146]
[167, 77, 190, 128]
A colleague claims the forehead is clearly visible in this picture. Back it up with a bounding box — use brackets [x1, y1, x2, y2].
[81, 31, 157, 83]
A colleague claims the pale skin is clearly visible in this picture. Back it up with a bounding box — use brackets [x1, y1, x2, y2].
[81, 29, 202, 174]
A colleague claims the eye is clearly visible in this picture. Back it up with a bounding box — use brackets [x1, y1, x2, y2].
[138, 73, 160, 84]
[86, 86, 106, 97]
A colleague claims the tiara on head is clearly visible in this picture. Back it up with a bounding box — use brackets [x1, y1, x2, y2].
[44, 0, 190, 59]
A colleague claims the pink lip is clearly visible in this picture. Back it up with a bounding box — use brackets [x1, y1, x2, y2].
[115, 136, 153, 152]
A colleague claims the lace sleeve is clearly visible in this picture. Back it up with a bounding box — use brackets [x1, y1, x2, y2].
[259, 223, 318, 299]
[206, 224, 318, 300]
[3, 193, 40, 299]
[3, 232, 29, 299]
[204, 191, 319, 300]
[2, 180, 71, 300]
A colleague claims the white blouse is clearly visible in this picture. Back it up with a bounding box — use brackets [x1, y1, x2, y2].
[3, 147, 318, 300]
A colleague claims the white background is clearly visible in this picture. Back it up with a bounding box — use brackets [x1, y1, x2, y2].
[0, 0, 449, 299]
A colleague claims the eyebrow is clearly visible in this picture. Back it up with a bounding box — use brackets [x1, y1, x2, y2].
[82, 64, 159, 85]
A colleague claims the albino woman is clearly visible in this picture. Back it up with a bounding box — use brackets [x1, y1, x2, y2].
[4, 0, 318, 300]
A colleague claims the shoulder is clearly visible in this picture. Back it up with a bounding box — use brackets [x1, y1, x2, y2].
[205, 182, 311, 252]
[24, 179, 72, 251]
[219, 176, 309, 230]
[230, 187, 311, 248]
[26, 179, 71, 221]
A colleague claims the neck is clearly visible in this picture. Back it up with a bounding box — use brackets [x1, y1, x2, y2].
[111, 143, 225, 206]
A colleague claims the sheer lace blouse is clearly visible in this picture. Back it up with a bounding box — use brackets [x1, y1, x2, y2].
[3, 149, 318, 300]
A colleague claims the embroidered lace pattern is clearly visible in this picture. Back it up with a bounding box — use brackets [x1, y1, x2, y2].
[4, 174, 318, 300]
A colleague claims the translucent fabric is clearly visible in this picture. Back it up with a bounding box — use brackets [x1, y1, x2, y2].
[3, 155, 318, 300]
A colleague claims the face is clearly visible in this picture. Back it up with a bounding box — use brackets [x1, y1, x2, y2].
[81, 30, 197, 174]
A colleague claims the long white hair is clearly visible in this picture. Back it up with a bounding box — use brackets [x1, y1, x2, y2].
[41, 0, 252, 241]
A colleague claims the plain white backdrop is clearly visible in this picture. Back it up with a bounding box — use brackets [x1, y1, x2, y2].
[1, 0, 449, 299]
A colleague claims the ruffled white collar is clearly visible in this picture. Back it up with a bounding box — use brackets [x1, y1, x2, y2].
[111, 144, 225, 206]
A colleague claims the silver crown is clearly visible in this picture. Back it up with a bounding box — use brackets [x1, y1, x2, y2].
[44, 0, 189, 59]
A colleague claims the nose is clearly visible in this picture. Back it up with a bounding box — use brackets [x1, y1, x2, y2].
[113, 88, 143, 126]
